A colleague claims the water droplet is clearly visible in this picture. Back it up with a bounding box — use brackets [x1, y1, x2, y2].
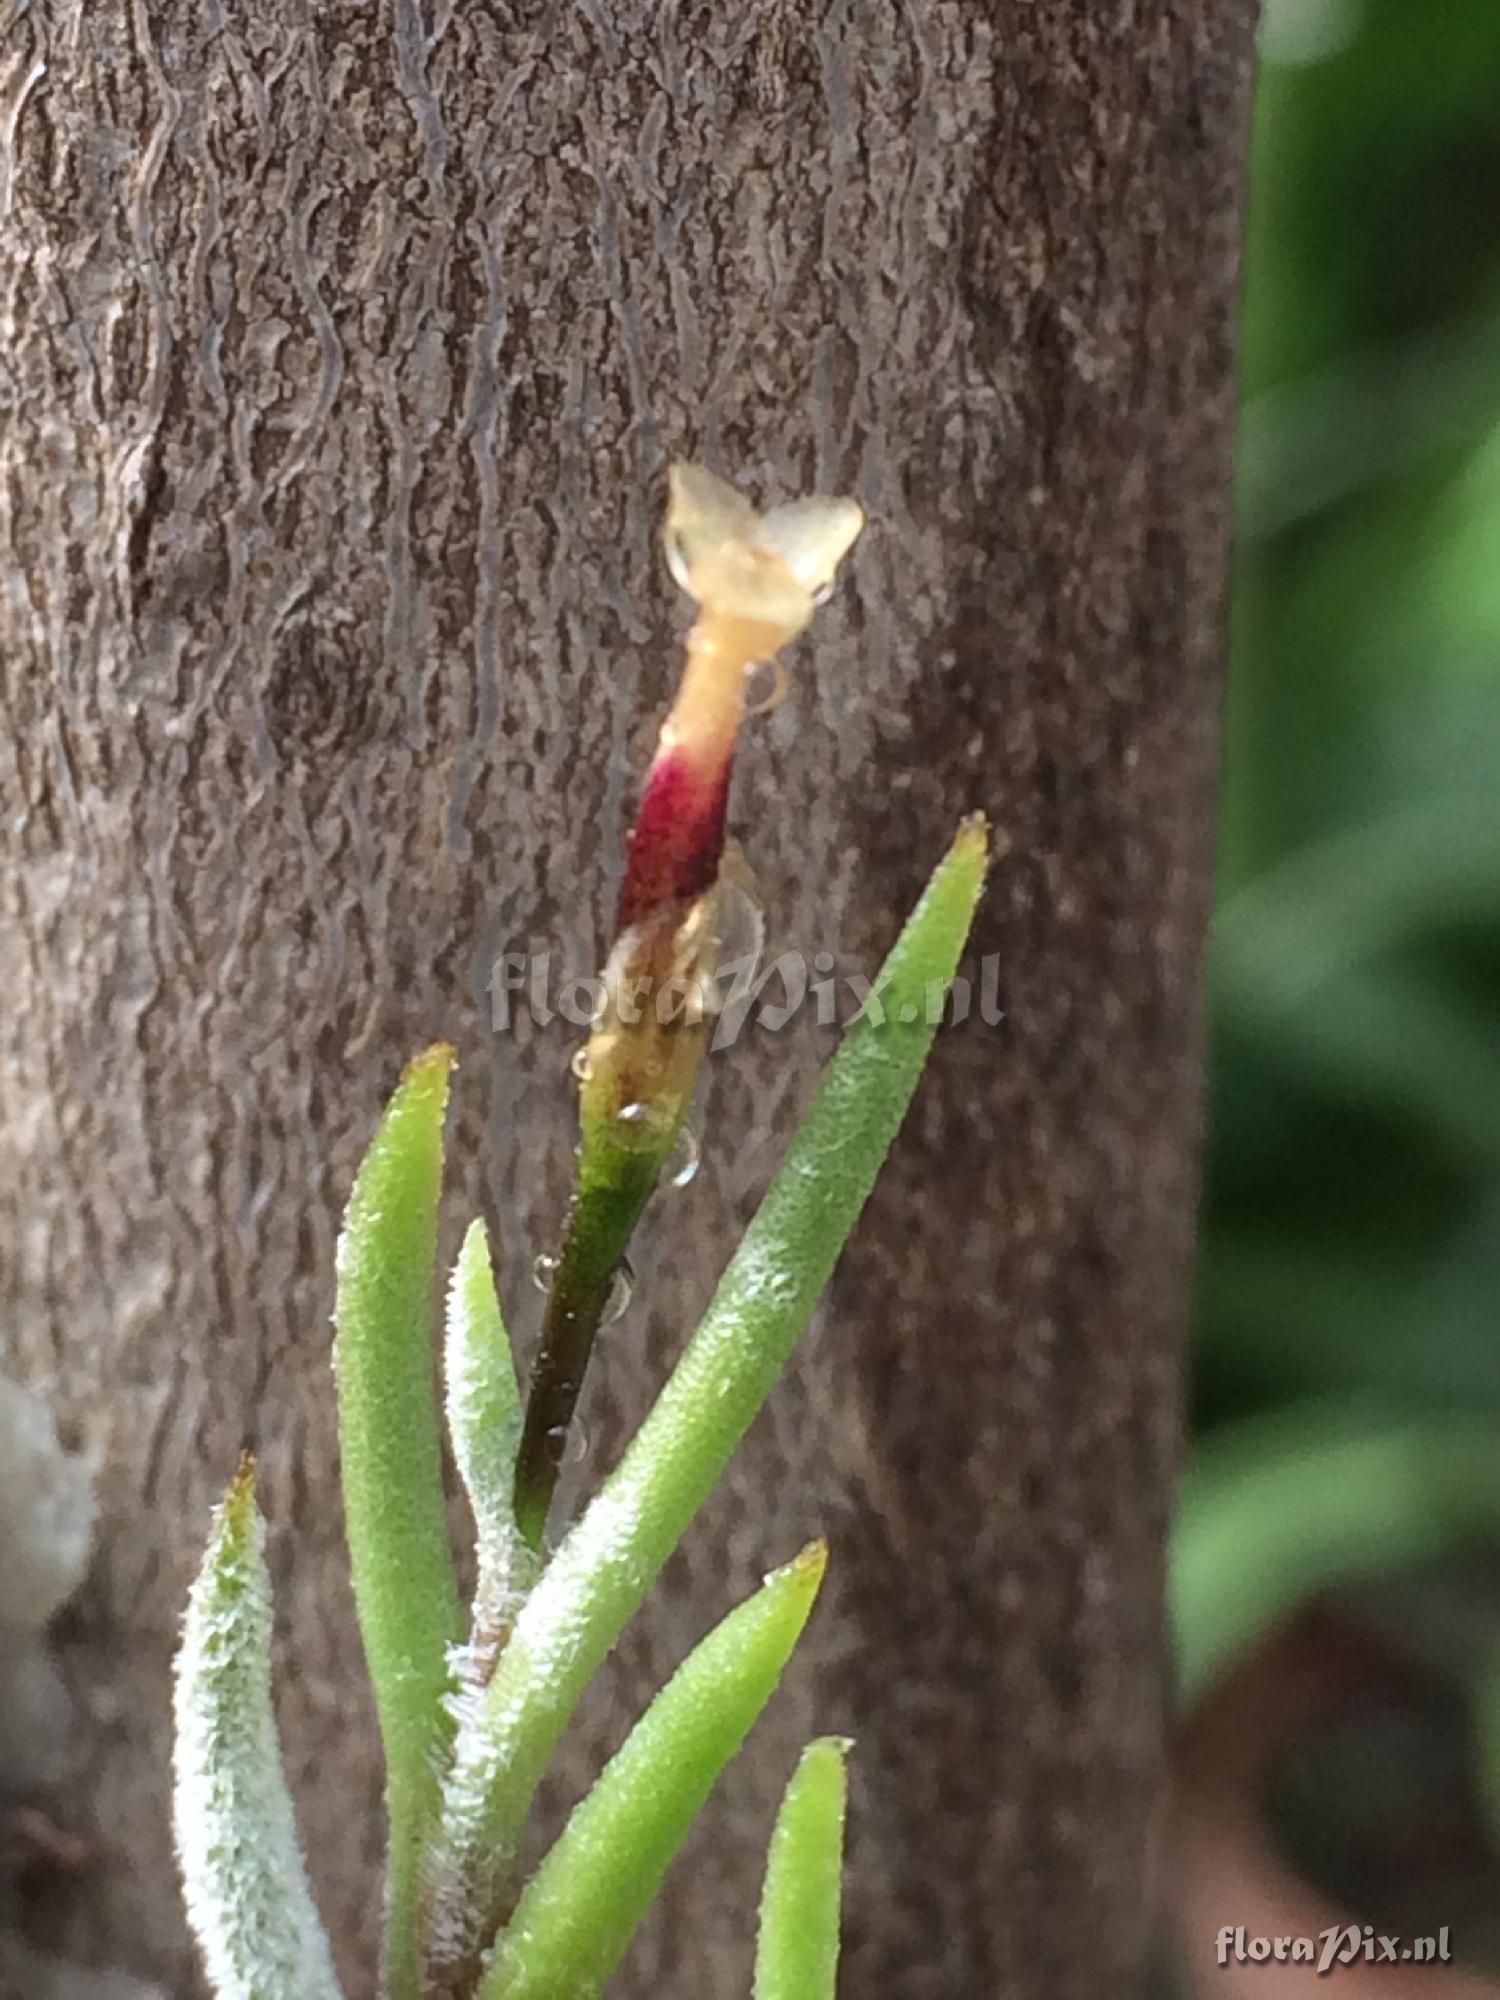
[614, 1099, 671, 1144]
[712, 878, 766, 970]
[742, 658, 790, 717]
[545, 1420, 589, 1468]
[665, 528, 691, 591]
[603, 1257, 636, 1326]
[569, 1045, 593, 1083]
[666, 1122, 700, 1190]
[532, 1251, 559, 1292]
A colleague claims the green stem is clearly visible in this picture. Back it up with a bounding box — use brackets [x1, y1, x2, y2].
[513, 1133, 669, 1550]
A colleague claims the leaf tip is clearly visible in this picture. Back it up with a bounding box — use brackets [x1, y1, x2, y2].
[780, 1537, 829, 1601]
[224, 1451, 258, 1530]
[403, 1039, 458, 1091]
[953, 810, 991, 871]
[453, 1214, 493, 1285]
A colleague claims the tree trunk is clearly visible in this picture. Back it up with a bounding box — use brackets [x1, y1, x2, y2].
[0, 3, 1255, 1995]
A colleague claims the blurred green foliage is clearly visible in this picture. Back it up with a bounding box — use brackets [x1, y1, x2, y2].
[1193, 0, 1500, 1439]
[1173, 0, 1500, 1916]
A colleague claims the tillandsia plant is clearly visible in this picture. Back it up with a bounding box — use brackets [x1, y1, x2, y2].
[172, 460, 989, 2000]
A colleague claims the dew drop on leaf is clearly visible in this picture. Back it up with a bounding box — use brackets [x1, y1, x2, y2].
[614, 1100, 672, 1144]
[742, 658, 790, 717]
[602, 1257, 636, 1326]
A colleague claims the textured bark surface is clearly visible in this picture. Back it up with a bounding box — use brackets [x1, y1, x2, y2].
[0, 3, 1255, 1995]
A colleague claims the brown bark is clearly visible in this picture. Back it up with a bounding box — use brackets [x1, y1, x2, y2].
[0, 3, 1256, 1995]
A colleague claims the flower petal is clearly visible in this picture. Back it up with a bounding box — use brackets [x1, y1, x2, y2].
[757, 496, 865, 596]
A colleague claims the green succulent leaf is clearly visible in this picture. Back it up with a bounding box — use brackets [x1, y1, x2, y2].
[754, 1736, 851, 2000]
[424, 819, 988, 1990]
[333, 1042, 465, 2000]
[172, 1458, 345, 2000]
[478, 1543, 828, 2000]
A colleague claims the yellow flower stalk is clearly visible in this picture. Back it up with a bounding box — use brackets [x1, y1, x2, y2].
[511, 465, 863, 1548]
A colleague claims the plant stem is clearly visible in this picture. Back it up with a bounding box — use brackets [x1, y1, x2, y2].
[512, 1128, 671, 1550]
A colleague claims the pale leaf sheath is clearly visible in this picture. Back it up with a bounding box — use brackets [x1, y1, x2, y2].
[172, 1459, 345, 2000]
[445, 1218, 538, 1664]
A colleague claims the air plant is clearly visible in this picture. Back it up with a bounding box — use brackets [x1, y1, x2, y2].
[172, 462, 988, 2000]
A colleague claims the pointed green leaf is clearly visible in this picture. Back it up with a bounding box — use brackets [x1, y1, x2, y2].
[445, 1219, 537, 1653]
[173, 1458, 345, 2000]
[334, 1043, 464, 1999]
[478, 1543, 827, 2000]
[754, 1738, 851, 2000]
[424, 821, 987, 1989]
